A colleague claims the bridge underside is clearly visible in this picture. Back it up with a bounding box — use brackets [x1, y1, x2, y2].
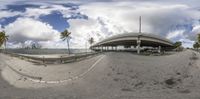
[98, 40, 172, 47]
[91, 33, 174, 54]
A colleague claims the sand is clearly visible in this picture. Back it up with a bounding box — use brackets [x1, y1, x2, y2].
[0, 50, 200, 99]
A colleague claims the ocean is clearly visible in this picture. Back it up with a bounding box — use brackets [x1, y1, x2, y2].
[1, 49, 92, 55]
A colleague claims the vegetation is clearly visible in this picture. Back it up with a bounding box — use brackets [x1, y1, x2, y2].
[0, 31, 9, 49]
[192, 34, 200, 51]
[198, 34, 200, 44]
[88, 37, 94, 45]
[88, 37, 94, 51]
[193, 34, 200, 50]
[173, 41, 182, 48]
[193, 42, 199, 50]
[61, 29, 71, 54]
[31, 43, 42, 49]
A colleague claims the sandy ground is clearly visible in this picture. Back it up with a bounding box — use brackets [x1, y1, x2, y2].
[0, 50, 200, 99]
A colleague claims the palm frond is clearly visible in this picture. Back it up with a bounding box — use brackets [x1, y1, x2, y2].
[0, 31, 9, 47]
[60, 29, 71, 40]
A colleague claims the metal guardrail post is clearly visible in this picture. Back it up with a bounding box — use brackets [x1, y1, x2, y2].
[4, 51, 101, 65]
[60, 56, 63, 63]
[43, 56, 45, 64]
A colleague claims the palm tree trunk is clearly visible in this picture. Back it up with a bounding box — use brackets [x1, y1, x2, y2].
[4, 41, 6, 53]
[67, 38, 70, 55]
[4, 41, 6, 51]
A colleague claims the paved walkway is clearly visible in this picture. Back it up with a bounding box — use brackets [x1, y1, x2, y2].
[1, 50, 200, 99]
[3, 53, 104, 82]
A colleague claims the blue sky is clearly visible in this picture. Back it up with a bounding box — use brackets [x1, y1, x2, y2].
[0, 0, 200, 48]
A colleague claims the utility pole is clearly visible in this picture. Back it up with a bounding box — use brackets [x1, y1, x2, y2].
[137, 16, 142, 54]
[85, 41, 87, 54]
[139, 16, 142, 33]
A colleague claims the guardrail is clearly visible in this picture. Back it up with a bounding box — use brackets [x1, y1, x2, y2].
[3, 51, 101, 65]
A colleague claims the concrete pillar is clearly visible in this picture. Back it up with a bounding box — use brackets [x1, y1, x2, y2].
[137, 36, 141, 54]
[158, 46, 161, 53]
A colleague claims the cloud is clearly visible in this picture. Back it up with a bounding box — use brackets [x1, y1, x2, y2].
[0, 10, 21, 19]
[4, 18, 60, 43]
[80, 2, 195, 35]
[65, 1, 200, 47]
[24, 5, 72, 19]
[1, 0, 200, 48]
[166, 30, 185, 40]
[179, 38, 195, 48]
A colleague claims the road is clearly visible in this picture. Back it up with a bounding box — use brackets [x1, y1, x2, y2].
[0, 50, 200, 99]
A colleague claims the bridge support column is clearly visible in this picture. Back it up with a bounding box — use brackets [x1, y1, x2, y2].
[99, 46, 101, 51]
[158, 46, 161, 53]
[137, 36, 141, 54]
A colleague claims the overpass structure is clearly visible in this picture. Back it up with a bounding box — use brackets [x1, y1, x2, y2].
[90, 33, 174, 54]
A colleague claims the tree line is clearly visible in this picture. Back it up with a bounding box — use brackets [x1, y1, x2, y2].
[193, 34, 200, 50]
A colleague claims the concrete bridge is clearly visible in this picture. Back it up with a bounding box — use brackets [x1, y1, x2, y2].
[91, 33, 174, 54]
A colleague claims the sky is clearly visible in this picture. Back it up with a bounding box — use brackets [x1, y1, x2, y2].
[0, 0, 200, 48]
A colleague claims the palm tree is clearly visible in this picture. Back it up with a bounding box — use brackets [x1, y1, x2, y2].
[198, 34, 200, 44]
[88, 37, 94, 50]
[193, 42, 199, 51]
[60, 29, 71, 54]
[0, 31, 9, 50]
[173, 41, 182, 48]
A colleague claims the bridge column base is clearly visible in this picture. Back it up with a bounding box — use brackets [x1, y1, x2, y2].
[158, 46, 161, 53]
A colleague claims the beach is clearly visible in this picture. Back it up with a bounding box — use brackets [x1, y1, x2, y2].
[0, 50, 200, 99]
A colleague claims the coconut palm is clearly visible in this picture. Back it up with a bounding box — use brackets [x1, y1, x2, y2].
[193, 34, 200, 51]
[88, 37, 94, 45]
[198, 34, 200, 44]
[173, 41, 182, 48]
[61, 29, 71, 54]
[193, 42, 199, 50]
[0, 31, 9, 50]
[88, 37, 94, 50]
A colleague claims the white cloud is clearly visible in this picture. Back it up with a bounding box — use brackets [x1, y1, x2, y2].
[24, 5, 73, 19]
[192, 25, 200, 36]
[2, 1, 200, 48]
[65, 1, 200, 48]
[167, 30, 185, 40]
[38, 40, 68, 49]
[0, 10, 21, 19]
[179, 38, 195, 48]
[80, 2, 195, 35]
[4, 18, 60, 43]
[7, 42, 23, 48]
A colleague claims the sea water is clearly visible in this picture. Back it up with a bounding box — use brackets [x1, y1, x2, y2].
[2, 49, 91, 55]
